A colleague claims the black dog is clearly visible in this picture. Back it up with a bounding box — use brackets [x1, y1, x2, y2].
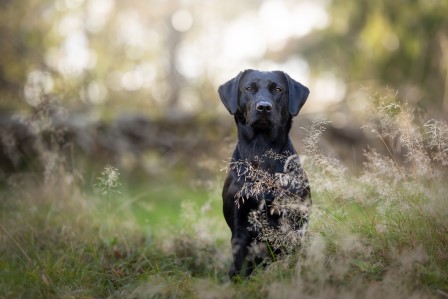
[218, 70, 311, 278]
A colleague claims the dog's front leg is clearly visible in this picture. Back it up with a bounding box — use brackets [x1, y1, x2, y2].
[229, 203, 258, 279]
[231, 230, 261, 279]
[230, 227, 250, 278]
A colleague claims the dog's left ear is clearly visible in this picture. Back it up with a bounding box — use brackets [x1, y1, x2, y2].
[218, 70, 248, 115]
[282, 72, 310, 116]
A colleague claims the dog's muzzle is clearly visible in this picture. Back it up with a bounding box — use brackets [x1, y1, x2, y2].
[250, 101, 275, 129]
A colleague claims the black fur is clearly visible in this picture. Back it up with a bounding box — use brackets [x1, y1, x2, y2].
[218, 70, 311, 278]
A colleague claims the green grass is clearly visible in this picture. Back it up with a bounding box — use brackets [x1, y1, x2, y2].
[0, 179, 230, 298]
[1, 97, 448, 298]
[1, 164, 447, 298]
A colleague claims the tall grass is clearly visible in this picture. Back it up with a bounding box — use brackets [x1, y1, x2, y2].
[1, 92, 447, 298]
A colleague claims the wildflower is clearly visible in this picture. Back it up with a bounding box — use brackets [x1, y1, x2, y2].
[96, 165, 121, 196]
[424, 119, 448, 165]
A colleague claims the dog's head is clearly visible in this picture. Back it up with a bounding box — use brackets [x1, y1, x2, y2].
[218, 70, 309, 130]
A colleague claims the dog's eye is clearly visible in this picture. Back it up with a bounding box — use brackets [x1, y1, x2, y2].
[274, 87, 283, 93]
[245, 86, 254, 93]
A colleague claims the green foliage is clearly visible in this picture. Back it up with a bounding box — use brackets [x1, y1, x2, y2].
[301, 0, 448, 109]
[2, 0, 447, 117]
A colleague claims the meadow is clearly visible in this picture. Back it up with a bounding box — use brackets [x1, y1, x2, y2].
[1, 93, 447, 298]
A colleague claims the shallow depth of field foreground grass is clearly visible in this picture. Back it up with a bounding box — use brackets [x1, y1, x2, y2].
[1, 95, 448, 298]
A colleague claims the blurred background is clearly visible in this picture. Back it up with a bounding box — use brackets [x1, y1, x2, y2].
[1, 0, 448, 182]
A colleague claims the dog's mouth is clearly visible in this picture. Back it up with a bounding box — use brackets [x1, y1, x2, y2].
[250, 118, 274, 129]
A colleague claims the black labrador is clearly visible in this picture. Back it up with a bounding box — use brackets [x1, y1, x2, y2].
[218, 70, 311, 278]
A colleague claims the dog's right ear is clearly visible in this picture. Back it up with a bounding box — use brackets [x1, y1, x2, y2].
[218, 70, 248, 115]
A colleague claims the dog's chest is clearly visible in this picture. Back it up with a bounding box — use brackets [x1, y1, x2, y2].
[230, 153, 309, 205]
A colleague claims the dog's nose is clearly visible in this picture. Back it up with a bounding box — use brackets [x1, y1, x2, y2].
[256, 101, 272, 113]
